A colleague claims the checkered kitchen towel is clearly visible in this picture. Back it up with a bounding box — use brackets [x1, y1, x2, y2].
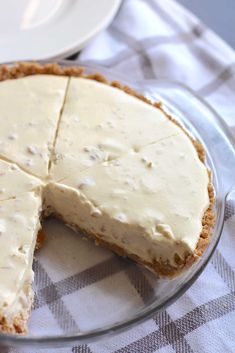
[5, 1, 235, 352]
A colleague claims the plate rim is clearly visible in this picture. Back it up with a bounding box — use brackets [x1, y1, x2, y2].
[0, 0, 122, 63]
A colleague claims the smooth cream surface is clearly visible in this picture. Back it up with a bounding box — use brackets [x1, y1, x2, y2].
[0, 159, 42, 201]
[0, 75, 68, 178]
[51, 78, 181, 180]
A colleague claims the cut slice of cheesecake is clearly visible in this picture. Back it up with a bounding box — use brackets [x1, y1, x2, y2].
[0, 193, 41, 334]
[0, 159, 42, 333]
[51, 77, 182, 181]
[0, 75, 68, 178]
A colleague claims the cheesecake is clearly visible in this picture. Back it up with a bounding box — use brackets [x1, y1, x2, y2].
[0, 63, 214, 334]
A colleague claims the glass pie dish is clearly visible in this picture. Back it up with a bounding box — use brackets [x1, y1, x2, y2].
[0, 60, 234, 349]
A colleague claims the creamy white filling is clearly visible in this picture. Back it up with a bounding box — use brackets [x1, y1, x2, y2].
[45, 133, 209, 266]
[57, 134, 209, 253]
[0, 159, 42, 201]
[51, 77, 183, 180]
[44, 183, 192, 266]
[0, 193, 41, 322]
[0, 75, 68, 178]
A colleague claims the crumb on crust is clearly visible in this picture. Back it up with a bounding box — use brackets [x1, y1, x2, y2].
[35, 229, 45, 250]
[0, 312, 28, 335]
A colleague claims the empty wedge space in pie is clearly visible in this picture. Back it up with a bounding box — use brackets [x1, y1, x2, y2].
[0, 63, 214, 334]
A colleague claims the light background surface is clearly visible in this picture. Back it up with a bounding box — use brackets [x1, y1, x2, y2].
[178, 0, 235, 48]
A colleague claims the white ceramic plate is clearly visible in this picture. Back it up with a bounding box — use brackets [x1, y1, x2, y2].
[0, 0, 122, 63]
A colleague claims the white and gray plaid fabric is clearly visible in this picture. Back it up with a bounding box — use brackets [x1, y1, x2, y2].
[5, 0, 235, 352]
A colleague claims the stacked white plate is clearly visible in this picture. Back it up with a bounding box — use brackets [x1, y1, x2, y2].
[0, 0, 121, 63]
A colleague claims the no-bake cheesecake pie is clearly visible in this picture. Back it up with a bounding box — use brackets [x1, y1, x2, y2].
[0, 63, 214, 335]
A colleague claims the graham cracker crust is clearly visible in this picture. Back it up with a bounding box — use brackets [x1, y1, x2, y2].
[0, 62, 215, 334]
[0, 313, 27, 335]
[35, 229, 45, 250]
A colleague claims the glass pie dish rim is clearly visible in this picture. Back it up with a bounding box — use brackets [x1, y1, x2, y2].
[0, 59, 233, 348]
